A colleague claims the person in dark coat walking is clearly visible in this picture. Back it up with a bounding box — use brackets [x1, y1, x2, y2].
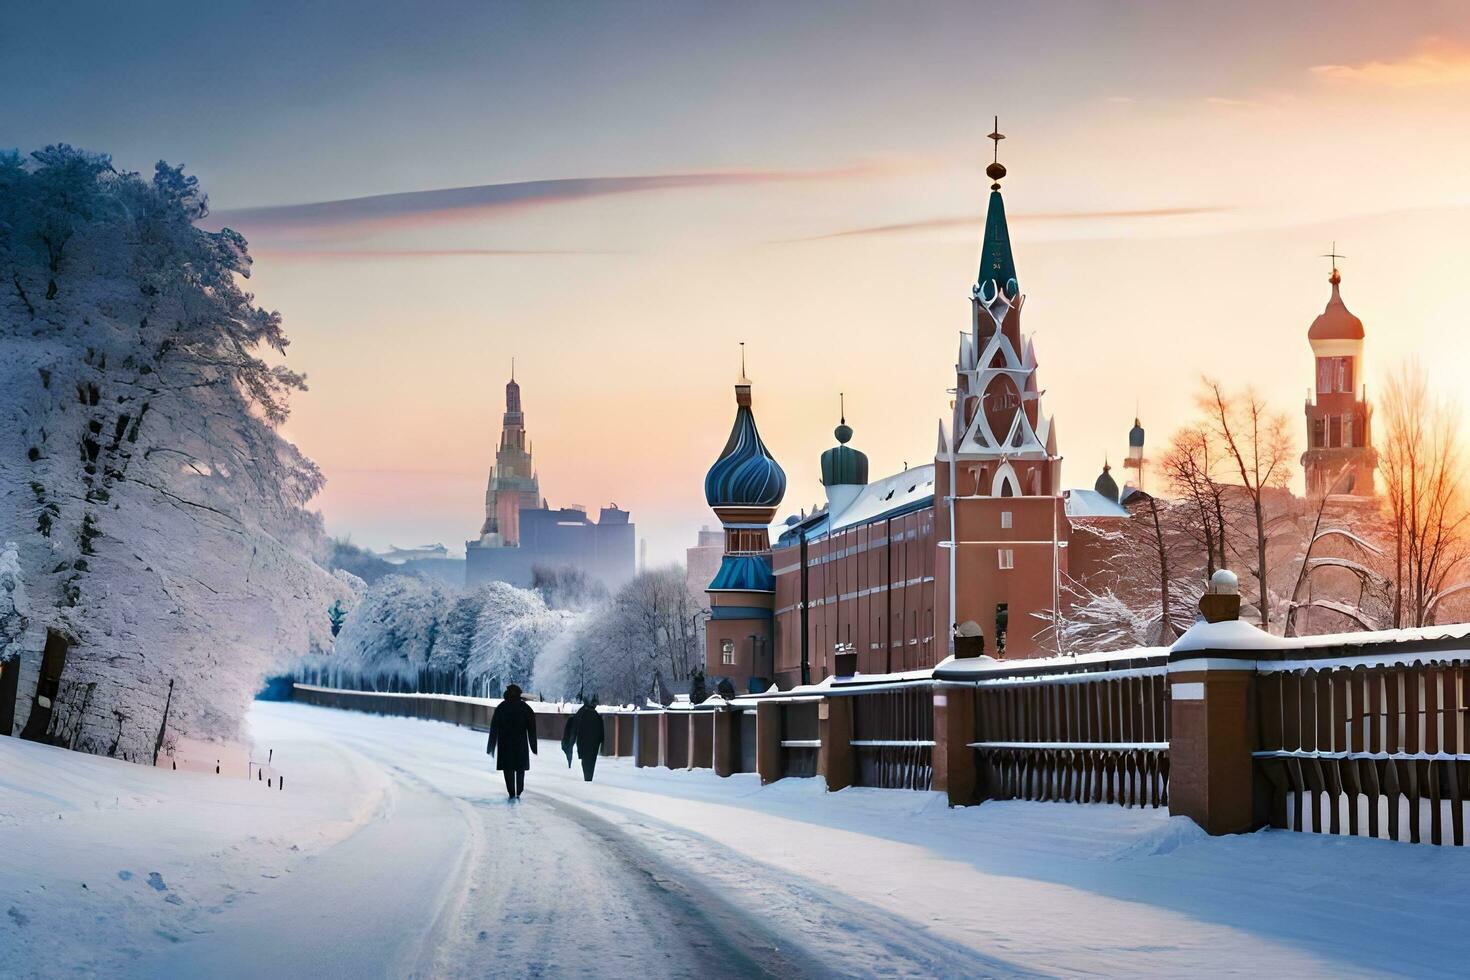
[560, 696, 605, 781]
[487, 684, 537, 799]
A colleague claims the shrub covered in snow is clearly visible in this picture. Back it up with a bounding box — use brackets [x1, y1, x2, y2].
[0, 146, 349, 756]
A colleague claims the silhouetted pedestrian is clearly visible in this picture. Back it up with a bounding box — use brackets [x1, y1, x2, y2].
[487, 684, 537, 799]
[561, 696, 605, 782]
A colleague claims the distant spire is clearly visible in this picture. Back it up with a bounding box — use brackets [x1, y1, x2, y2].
[834, 392, 853, 445]
[511, 356, 515, 382]
[738, 341, 748, 383]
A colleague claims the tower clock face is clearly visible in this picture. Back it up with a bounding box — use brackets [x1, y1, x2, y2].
[982, 374, 1021, 442]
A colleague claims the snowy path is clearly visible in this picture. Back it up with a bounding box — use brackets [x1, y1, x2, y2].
[6, 701, 1470, 978]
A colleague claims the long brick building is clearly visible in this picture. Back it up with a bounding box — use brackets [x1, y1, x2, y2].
[702, 128, 1131, 691]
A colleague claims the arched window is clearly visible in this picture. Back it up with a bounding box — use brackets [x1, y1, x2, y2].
[992, 462, 1021, 498]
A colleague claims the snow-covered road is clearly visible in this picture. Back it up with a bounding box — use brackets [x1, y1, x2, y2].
[6, 701, 1470, 978]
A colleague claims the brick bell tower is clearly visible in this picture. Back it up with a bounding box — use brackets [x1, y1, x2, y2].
[703, 354, 787, 691]
[934, 120, 1066, 660]
[1302, 252, 1376, 499]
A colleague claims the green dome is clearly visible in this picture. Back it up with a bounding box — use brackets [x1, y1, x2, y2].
[821, 420, 868, 487]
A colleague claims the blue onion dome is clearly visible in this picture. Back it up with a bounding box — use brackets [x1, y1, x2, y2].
[705, 385, 787, 509]
[1129, 417, 1145, 448]
[1095, 461, 1120, 503]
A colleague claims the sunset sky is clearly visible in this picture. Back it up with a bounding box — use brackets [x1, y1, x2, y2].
[7, 1, 1470, 564]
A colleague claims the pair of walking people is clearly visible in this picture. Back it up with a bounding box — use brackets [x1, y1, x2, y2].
[485, 685, 604, 800]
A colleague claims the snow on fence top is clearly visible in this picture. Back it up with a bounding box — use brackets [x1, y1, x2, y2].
[933, 646, 1169, 684]
[1171, 618, 1470, 672]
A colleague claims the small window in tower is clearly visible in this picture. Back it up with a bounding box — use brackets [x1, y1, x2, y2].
[1335, 357, 1349, 393]
[1000, 511, 1013, 529]
[1329, 415, 1342, 448]
[721, 639, 735, 665]
[1312, 418, 1325, 448]
[998, 548, 1015, 570]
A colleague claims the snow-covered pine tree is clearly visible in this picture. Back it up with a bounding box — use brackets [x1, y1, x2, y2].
[0, 146, 350, 757]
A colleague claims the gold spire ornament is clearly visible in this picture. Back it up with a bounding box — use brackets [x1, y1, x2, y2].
[986, 116, 1007, 189]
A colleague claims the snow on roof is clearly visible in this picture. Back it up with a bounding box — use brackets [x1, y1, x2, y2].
[829, 464, 936, 533]
[1064, 488, 1129, 519]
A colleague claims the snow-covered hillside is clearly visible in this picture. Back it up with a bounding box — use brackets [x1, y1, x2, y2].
[0, 147, 348, 756]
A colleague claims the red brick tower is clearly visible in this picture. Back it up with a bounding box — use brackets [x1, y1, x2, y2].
[934, 121, 1066, 659]
[1302, 257, 1376, 498]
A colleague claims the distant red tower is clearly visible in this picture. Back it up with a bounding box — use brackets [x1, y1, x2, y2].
[1302, 258, 1376, 498]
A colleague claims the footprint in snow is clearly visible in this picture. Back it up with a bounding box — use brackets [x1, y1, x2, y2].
[164, 894, 183, 906]
[117, 870, 133, 881]
[147, 873, 167, 892]
[8, 907, 28, 927]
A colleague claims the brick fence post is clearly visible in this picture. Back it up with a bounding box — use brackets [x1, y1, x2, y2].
[1168, 656, 1261, 835]
[756, 700, 783, 784]
[1168, 569, 1271, 835]
[934, 683, 976, 805]
[818, 696, 855, 792]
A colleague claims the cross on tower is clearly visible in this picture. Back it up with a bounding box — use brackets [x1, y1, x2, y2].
[1322, 242, 1346, 283]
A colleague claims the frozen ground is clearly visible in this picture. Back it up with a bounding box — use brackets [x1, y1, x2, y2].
[4, 702, 1470, 978]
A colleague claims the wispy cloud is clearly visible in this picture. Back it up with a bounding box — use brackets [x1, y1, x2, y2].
[784, 207, 1231, 243]
[252, 247, 619, 261]
[1312, 36, 1470, 87]
[214, 164, 896, 234]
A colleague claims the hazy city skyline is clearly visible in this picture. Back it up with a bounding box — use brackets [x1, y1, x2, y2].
[10, 1, 1470, 563]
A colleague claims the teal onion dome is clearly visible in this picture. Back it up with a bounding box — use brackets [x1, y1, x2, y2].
[705, 387, 787, 509]
[1095, 462, 1120, 503]
[1128, 418, 1145, 449]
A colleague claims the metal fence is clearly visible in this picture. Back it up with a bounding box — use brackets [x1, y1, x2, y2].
[1255, 658, 1470, 845]
[849, 686, 934, 790]
[967, 654, 1171, 809]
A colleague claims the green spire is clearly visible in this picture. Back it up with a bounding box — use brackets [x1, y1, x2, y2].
[976, 188, 1017, 297]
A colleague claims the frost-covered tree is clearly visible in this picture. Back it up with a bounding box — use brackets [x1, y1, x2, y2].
[0, 542, 27, 656]
[332, 576, 451, 679]
[468, 583, 571, 693]
[0, 146, 349, 756]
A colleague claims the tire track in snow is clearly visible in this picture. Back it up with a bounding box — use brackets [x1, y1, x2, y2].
[536, 790, 1036, 979]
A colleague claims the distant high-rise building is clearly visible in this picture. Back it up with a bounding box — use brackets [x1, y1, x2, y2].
[466, 372, 635, 590]
[685, 526, 724, 599]
[1302, 260, 1376, 498]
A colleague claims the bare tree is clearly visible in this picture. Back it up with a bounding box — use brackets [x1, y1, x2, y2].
[1162, 425, 1230, 576]
[1283, 464, 1388, 635]
[1379, 362, 1470, 627]
[1198, 380, 1294, 629]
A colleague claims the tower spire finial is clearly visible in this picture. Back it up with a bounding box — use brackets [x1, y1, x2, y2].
[511, 356, 515, 382]
[1322, 241, 1345, 285]
[739, 341, 747, 382]
[986, 116, 1007, 189]
[840, 391, 846, 425]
